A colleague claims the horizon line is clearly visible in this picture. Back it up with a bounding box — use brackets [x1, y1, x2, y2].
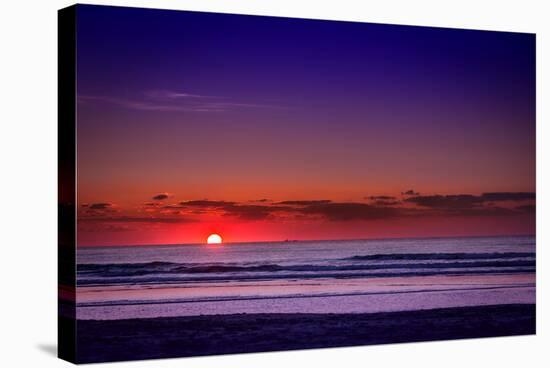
[76, 233, 536, 248]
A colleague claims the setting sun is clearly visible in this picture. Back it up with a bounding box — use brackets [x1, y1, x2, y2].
[207, 234, 223, 244]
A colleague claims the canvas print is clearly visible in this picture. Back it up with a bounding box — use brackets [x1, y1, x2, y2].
[58, 4, 536, 364]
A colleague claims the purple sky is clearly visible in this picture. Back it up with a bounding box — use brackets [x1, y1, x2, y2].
[75, 5, 535, 245]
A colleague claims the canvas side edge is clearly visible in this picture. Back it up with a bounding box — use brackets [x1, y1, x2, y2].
[58, 4, 77, 364]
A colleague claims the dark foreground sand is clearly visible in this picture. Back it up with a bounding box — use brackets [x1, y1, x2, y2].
[74, 304, 535, 363]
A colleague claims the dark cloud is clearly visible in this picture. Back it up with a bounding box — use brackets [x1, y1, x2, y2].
[368, 196, 396, 201]
[144, 202, 161, 207]
[405, 195, 484, 209]
[249, 199, 272, 203]
[402, 190, 420, 196]
[515, 204, 536, 213]
[404, 192, 535, 209]
[89, 203, 113, 210]
[190, 209, 207, 215]
[179, 200, 235, 207]
[277, 200, 332, 206]
[78, 223, 133, 233]
[367, 196, 400, 206]
[80, 216, 195, 224]
[152, 193, 169, 201]
[444, 206, 518, 217]
[174, 200, 283, 220]
[81, 203, 117, 215]
[223, 201, 401, 221]
[481, 192, 535, 201]
[403, 192, 536, 217]
[372, 200, 401, 206]
[127, 191, 536, 224]
[297, 202, 400, 221]
[222, 204, 278, 220]
[162, 204, 185, 209]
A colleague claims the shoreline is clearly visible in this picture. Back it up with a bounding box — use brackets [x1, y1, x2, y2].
[74, 303, 535, 363]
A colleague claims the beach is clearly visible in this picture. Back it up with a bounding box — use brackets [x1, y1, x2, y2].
[74, 304, 535, 363]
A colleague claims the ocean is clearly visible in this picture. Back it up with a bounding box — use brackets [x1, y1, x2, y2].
[76, 235, 535, 320]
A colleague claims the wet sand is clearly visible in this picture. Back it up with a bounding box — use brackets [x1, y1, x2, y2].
[74, 304, 535, 363]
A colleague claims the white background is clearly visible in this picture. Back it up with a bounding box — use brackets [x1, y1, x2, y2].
[0, 0, 548, 366]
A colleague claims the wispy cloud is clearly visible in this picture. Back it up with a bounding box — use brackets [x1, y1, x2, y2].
[145, 90, 217, 99]
[79, 90, 283, 113]
[78, 95, 210, 112]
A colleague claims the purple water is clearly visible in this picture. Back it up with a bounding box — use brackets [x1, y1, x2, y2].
[76, 236, 535, 320]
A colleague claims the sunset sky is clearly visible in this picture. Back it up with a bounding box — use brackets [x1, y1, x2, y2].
[76, 5, 535, 246]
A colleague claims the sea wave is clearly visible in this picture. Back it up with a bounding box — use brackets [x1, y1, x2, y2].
[77, 252, 535, 286]
[79, 259, 535, 276]
[77, 267, 536, 287]
[344, 252, 534, 261]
